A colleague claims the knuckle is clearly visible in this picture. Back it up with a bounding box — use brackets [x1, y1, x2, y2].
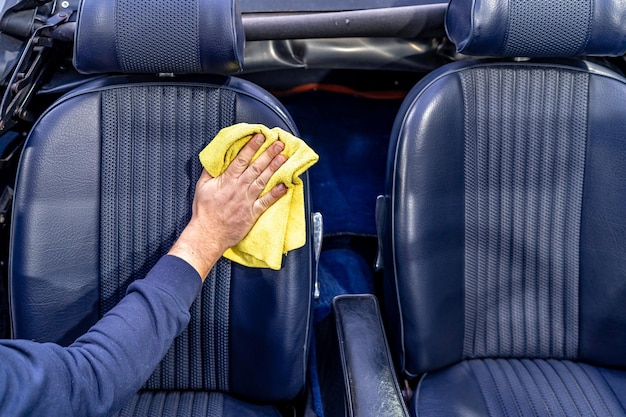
[256, 196, 272, 212]
[234, 155, 249, 168]
[247, 163, 263, 177]
[253, 176, 267, 190]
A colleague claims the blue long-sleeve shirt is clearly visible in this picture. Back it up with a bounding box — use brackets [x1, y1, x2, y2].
[0, 255, 202, 417]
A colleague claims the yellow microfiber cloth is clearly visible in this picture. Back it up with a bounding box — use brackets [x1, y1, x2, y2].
[199, 123, 319, 270]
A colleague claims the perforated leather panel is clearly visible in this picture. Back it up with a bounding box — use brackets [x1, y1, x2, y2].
[460, 67, 588, 359]
[100, 85, 236, 390]
[468, 359, 626, 416]
[504, 0, 592, 57]
[113, 391, 282, 417]
[116, 0, 201, 73]
[146, 260, 232, 391]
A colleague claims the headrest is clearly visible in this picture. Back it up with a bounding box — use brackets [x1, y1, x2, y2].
[445, 0, 626, 57]
[73, 0, 244, 75]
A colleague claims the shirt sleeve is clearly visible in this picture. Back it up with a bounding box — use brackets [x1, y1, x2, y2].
[0, 254, 202, 417]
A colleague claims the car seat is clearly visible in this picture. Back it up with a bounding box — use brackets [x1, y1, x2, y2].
[378, 0, 626, 415]
[9, 0, 314, 415]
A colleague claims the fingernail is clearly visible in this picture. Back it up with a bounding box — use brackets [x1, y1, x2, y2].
[276, 154, 287, 165]
[255, 134, 265, 144]
[278, 183, 287, 192]
[273, 141, 284, 152]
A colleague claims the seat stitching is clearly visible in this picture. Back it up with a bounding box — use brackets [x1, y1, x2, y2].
[575, 362, 616, 416]
[516, 359, 551, 417]
[474, 360, 501, 417]
[494, 359, 525, 416]
[545, 360, 583, 417]
[533, 360, 571, 416]
[561, 360, 602, 415]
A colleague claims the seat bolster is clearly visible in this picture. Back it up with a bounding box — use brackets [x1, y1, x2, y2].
[227, 76, 299, 133]
[579, 72, 626, 367]
[10, 93, 102, 345]
[228, 247, 313, 402]
[385, 63, 468, 376]
[224, 76, 311, 401]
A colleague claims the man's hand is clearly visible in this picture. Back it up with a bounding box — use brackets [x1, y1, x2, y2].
[168, 133, 288, 280]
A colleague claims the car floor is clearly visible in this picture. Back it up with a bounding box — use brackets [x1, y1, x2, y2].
[281, 90, 402, 315]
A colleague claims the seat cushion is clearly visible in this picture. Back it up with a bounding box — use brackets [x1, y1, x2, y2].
[413, 359, 626, 416]
[114, 391, 281, 417]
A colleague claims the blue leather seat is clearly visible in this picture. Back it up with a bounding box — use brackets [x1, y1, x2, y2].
[380, 0, 626, 415]
[9, 0, 313, 415]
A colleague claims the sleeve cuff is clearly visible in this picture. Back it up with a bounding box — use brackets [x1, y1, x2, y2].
[140, 255, 203, 309]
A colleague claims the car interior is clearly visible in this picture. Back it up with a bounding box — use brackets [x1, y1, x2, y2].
[0, 0, 626, 416]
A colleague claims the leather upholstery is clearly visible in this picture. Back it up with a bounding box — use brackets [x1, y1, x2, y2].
[413, 359, 626, 417]
[10, 75, 313, 406]
[385, 58, 626, 375]
[384, 1, 626, 415]
[446, 0, 626, 57]
[74, 0, 244, 74]
[11, 0, 312, 413]
[113, 391, 282, 417]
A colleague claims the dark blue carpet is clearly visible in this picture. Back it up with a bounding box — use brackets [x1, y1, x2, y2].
[282, 92, 401, 236]
[310, 248, 375, 417]
[314, 248, 375, 324]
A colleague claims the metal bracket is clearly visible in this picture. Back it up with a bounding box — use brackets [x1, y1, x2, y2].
[374, 195, 387, 271]
[0, 186, 13, 230]
[0, 8, 72, 132]
[312, 212, 323, 300]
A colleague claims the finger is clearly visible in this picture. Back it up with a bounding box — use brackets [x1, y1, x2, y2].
[224, 133, 265, 178]
[252, 183, 288, 217]
[247, 144, 286, 193]
[242, 140, 284, 182]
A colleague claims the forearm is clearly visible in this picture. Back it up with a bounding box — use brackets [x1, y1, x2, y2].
[167, 221, 225, 281]
[0, 255, 201, 417]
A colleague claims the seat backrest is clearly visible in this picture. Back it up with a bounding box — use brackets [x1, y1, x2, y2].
[9, 0, 313, 403]
[380, 0, 626, 378]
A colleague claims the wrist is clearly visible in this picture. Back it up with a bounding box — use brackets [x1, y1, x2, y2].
[167, 224, 225, 281]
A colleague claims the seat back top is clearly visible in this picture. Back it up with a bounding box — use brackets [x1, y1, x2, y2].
[74, 0, 244, 74]
[446, 0, 626, 58]
[383, 0, 626, 377]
